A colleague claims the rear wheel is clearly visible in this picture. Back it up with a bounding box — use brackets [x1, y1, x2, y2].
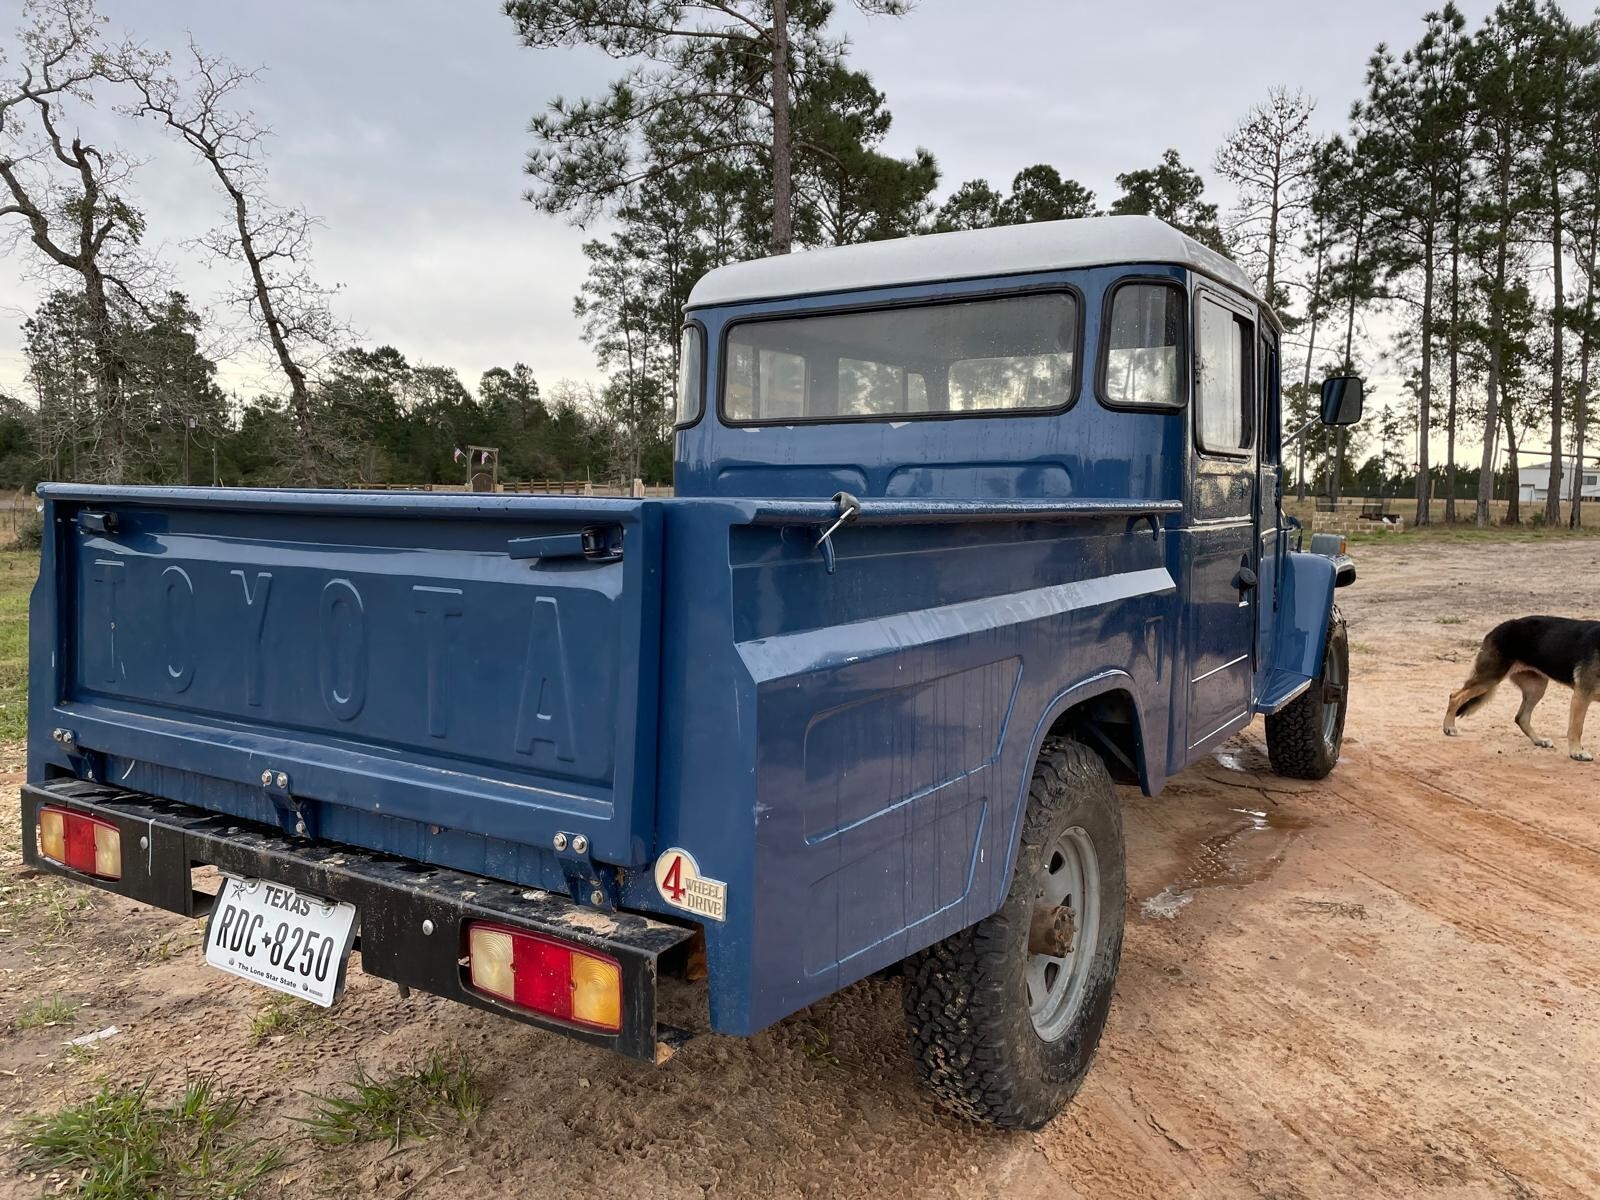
[1266, 605, 1349, 780]
[902, 738, 1125, 1130]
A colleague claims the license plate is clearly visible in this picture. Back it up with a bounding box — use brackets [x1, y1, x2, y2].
[203, 876, 358, 1007]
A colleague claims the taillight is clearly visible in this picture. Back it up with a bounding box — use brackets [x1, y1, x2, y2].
[465, 922, 621, 1031]
[37, 807, 121, 880]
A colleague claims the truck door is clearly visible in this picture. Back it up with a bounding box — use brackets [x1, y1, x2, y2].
[1184, 288, 1259, 751]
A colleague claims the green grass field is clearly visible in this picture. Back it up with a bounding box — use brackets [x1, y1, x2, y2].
[0, 551, 35, 742]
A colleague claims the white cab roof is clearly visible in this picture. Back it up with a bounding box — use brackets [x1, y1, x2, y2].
[686, 214, 1259, 309]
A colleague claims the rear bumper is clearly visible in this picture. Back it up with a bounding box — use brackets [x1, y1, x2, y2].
[21, 778, 696, 1062]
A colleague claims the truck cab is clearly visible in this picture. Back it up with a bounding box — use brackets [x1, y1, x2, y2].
[21, 215, 1359, 1130]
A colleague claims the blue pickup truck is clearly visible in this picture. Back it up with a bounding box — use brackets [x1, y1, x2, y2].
[22, 215, 1359, 1129]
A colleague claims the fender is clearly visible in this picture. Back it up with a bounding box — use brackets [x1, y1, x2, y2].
[994, 669, 1155, 912]
[1272, 550, 1338, 681]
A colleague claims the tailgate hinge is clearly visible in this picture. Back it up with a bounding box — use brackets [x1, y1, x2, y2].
[551, 834, 620, 910]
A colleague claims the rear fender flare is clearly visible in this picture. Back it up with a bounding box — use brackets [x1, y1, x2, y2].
[994, 671, 1151, 912]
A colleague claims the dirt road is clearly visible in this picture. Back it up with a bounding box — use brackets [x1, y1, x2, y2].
[3, 535, 1599, 1199]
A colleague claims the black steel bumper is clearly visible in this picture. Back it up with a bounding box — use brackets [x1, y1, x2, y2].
[21, 778, 696, 1062]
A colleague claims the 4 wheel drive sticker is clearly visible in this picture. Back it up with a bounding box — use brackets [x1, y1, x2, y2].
[654, 849, 727, 921]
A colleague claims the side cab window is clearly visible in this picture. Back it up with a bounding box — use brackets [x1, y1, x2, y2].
[1100, 280, 1186, 409]
[1194, 293, 1255, 456]
[1258, 328, 1280, 466]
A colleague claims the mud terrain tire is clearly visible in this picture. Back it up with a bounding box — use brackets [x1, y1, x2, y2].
[902, 738, 1125, 1130]
[1266, 605, 1349, 780]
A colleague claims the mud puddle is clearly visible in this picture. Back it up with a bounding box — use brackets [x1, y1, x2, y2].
[1139, 803, 1312, 920]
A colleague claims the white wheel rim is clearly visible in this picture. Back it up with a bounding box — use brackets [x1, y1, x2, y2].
[1026, 825, 1101, 1042]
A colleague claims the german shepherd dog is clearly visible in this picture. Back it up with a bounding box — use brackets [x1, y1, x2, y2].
[1443, 617, 1600, 761]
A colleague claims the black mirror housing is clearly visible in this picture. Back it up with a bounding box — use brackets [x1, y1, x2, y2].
[1319, 376, 1364, 426]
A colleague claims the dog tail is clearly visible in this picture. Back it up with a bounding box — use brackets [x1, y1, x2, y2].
[1455, 688, 1495, 719]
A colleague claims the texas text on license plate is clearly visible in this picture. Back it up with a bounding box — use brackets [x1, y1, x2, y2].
[203, 876, 359, 1007]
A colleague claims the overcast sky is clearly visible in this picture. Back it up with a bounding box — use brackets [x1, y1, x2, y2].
[0, 0, 1534, 410]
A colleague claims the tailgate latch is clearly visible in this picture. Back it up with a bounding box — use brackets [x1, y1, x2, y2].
[507, 526, 622, 564]
[76, 511, 119, 535]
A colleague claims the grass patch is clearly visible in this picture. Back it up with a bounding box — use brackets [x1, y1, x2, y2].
[1344, 524, 1600, 548]
[1435, 615, 1465, 625]
[0, 875, 95, 938]
[799, 1026, 841, 1068]
[14, 994, 79, 1030]
[19, 1077, 283, 1199]
[0, 550, 35, 742]
[249, 995, 330, 1043]
[304, 1051, 482, 1148]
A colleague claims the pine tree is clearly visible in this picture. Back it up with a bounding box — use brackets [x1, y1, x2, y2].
[1315, 134, 1384, 502]
[931, 179, 1005, 232]
[1467, 4, 1539, 526]
[930, 167, 1095, 233]
[1522, 3, 1596, 524]
[1213, 86, 1318, 306]
[1565, 22, 1600, 526]
[790, 64, 938, 245]
[996, 165, 1096, 225]
[1358, 5, 1470, 525]
[505, 0, 912, 255]
[1108, 149, 1227, 254]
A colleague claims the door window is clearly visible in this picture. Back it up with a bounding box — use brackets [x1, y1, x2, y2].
[1195, 297, 1254, 455]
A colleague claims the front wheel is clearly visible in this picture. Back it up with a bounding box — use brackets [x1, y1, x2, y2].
[1266, 605, 1349, 779]
[902, 738, 1126, 1130]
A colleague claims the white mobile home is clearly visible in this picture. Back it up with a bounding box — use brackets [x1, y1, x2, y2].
[1519, 459, 1600, 504]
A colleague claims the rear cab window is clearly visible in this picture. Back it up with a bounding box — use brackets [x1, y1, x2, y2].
[721, 292, 1079, 423]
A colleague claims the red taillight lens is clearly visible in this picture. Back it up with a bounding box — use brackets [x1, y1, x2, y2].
[36, 806, 121, 880]
[465, 922, 621, 1031]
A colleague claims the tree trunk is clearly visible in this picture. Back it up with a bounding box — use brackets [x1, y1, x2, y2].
[1479, 331, 1504, 527]
[1545, 164, 1567, 526]
[1571, 324, 1591, 528]
[1571, 236, 1594, 528]
[1264, 143, 1283, 303]
[1477, 154, 1512, 528]
[1445, 231, 1461, 522]
[1296, 223, 1326, 502]
[1334, 222, 1362, 505]
[1415, 234, 1435, 526]
[225, 182, 315, 479]
[1503, 404, 1521, 525]
[81, 270, 127, 485]
[768, 0, 793, 256]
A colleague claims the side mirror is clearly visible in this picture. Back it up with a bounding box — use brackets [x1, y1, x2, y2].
[1319, 376, 1364, 426]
